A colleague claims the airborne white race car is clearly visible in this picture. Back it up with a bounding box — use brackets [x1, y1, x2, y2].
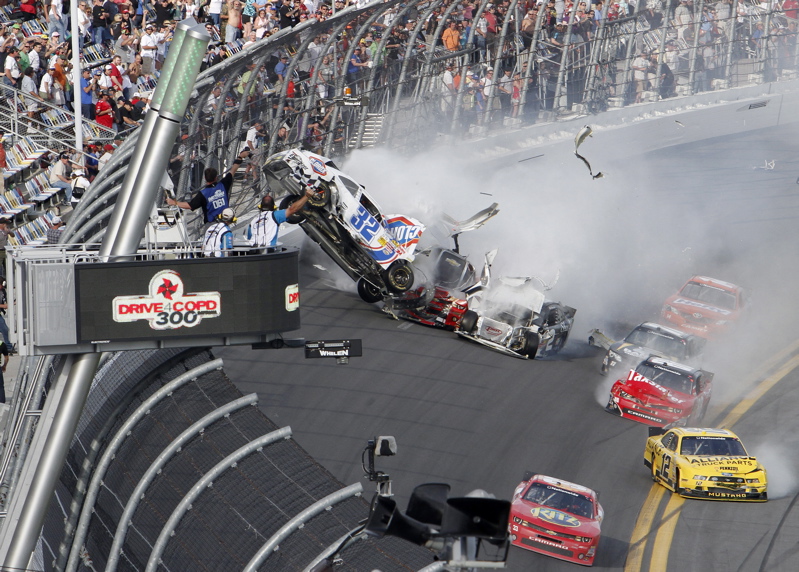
[263, 149, 426, 302]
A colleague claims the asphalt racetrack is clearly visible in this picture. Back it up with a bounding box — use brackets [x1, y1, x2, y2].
[221, 122, 799, 571]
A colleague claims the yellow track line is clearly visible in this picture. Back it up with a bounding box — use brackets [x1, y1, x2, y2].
[624, 485, 665, 571]
[649, 494, 684, 572]
[624, 339, 799, 572]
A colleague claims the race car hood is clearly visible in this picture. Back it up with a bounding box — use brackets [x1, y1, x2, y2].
[681, 456, 764, 476]
[665, 294, 733, 320]
[512, 500, 601, 538]
[616, 372, 687, 405]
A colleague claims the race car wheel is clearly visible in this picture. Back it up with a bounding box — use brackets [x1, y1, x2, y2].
[307, 181, 330, 208]
[384, 260, 414, 294]
[650, 458, 658, 482]
[279, 195, 306, 223]
[460, 310, 479, 334]
[357, 278, 382, 304]
[521, 331, 540, 359]
[674, 469, 684, 494]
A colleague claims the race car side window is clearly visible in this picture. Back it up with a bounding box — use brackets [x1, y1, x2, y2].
[662, 432, 677, 452]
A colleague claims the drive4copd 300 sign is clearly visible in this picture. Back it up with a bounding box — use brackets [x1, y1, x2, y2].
[113, 270, 221, 330]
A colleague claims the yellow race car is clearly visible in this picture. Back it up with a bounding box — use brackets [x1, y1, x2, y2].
[644, 427, 767, 501]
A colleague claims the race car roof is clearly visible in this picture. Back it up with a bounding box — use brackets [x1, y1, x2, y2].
[638, 321, 694, 340]
[642, 355, 699, 375]
[533, 474, 596, 498]
[690, 275, 741, 292]
[671, 427, 739, 439]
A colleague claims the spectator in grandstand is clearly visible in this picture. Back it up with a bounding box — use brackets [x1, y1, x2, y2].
[3, 46, 20, 89]
[95, 91, 115, 129]
[0, 220, 13, 268]
[207, 0, 225, 26]
[108, 59, 124, 93]
[97, 143, 115, 170]
[92, 0, 112, 46]
[85, 145, 100, 179]
[115, 26, 138, 64]
[79, 68, 96, 120]
[21, 67, 42, 119]
[348, 47, 368, 93]
[202, 207, 235, 257]
[46, 215, 65, 245]
[76, 1, 92, 48]
[633, 51, 650, 102]
[443, 20, 461, 51]
[117, 98, 141, 131]
[279, 0, 302, 29]
[247, 192, 313, 250]
[0, 137, 5, 194]
[254, 8, 271, 38]
[28, 41, 42, 81]
[139, 24, 160, 75]
[71, 170, 91, 202]
[204, 84, 223, 116]
[49, 154, 75, 205]
[226, 0, 244, 43]
[165, 148, 251, 223]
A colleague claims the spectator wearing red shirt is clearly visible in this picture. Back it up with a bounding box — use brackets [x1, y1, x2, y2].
[95, 91, 115, 129]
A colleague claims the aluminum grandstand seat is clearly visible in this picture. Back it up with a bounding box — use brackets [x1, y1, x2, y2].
[40, 109, 73, 130]
[20, 20, 45, 37]
[26, 174, 59, 204]
[8, 189, 35, 213]
[0, 194, 27, 219]
[80, 43, 111, 69]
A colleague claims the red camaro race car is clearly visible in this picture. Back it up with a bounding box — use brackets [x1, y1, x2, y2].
[509, 473, 603, 566]
[661, 276, 747, 338]
[605, 356, 714, 427]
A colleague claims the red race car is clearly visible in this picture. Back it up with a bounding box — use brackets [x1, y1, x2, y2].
[661, 276, 747, 338]
[509, 473, 603, 566]
[605, 356, 713, 427]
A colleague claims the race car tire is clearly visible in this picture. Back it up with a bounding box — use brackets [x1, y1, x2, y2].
[279, 195, 306, 224]
[384, 260, 414, 294]
[307, 181, 330, 208]
[460, 310, 479, 334]
[522, 331, 540, 359]
[650, 458, 658, 482]
[674, 469, 684, 494]
[357, 278, 382, 304]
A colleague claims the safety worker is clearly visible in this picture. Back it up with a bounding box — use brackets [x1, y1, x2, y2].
[166, 149, 251, 223]
[247, 188, 316, 251]
[202, 207, 235, 257]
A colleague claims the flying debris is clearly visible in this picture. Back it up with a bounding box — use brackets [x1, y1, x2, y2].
[518, 154, 545, 163]
[753, 160, 775, 171]
[313, 264, 329, 271]
[574, 125, 604, 179]
[675, 120, 685, 127]
[480, 192, 493, 196]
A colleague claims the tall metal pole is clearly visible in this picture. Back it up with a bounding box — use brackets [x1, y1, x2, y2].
[70, 1, 83, 158]
[0, 25, 209, 572]
[102, 18, 195, 251]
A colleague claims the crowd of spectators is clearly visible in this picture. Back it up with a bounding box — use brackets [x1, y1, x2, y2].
[0, 0, 796, 174]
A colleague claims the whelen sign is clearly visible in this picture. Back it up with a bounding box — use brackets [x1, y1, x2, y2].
[15, 249, 301, 355]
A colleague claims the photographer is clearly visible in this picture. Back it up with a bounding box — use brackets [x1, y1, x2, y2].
[79, 67, 96, 119]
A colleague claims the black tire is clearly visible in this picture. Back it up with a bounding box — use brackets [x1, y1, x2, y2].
[384, 260, 414, 293]
[521, 331, 540, 359]
[278, 195, 305, 223]
[460, 310, 479, 333]
[674, 469, 683, 494]
[307, 181, 330, 208]
[650, 458, 658, 482]
[357, 278, 382, 304]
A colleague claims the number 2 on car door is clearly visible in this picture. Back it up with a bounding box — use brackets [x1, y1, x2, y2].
[661, 454, 672, 480]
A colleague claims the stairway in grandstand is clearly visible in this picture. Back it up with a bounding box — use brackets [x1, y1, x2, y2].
[348, 113, 384, 149]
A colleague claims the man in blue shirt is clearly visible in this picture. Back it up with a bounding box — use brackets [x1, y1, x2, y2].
[80, 68, 96, 120]
[166, 148, 250, 222]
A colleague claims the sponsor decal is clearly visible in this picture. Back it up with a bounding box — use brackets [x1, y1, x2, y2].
[486, 326, 503, 335]
[386, 216, 425, 248]
[673, 297, 731, 316]
[707, 492, 748, 498]
[285, 284, 299, 311]
[689, 457, 754, 466]
[309, 156, 327, 176]
[532, 536, 564, 548]
[529, 507, 581, 528]
[113, 270, 221, 330]
[623, 409, 664, 423]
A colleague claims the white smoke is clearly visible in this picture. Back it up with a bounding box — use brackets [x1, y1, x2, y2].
[749, 441, 799, 499]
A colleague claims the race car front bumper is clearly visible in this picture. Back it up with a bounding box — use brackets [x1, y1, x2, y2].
[679, 487, 768, 502]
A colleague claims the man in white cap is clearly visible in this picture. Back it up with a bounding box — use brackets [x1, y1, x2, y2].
[202, 207, 235, 257]
[140, 24, 159, 75]
[46, 215, 65, 244]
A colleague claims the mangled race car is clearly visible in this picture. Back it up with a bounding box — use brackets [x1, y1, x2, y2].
[456, 275, 576, 360]
[263, 149, 425, 301]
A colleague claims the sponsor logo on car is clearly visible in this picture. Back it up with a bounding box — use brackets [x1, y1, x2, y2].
[673, 297, 731, 315]
[529, 507, 581, 527]
[309, 156, 327, 176]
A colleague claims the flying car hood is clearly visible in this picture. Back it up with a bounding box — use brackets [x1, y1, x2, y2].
[385, 215, 426, 256]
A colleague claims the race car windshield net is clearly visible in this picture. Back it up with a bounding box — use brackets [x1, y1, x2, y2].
[625, 328, 688, 359]
[680, 282, 737, 310]
[679, 437, 747, 456]
[636, 364, 694, 394]
[523, 483, 594, 519]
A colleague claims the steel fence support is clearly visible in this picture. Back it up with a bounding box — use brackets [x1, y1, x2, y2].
[144, 426, 293, 572]
[243, 482, 363, 572]
[106, 393, 259, 572]
[64, 359, 224, 572]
